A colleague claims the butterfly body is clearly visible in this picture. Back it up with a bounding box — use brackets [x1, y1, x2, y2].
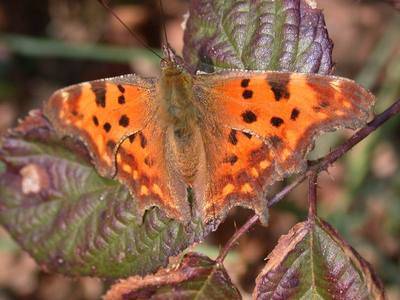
[44, 46, 375, 226]
[158, 58, 204, 183]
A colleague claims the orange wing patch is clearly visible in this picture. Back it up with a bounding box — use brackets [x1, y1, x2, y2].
[45, 75, 191, 222]
[209, 72, 374, 175]
[44, 75, 153, 177]
[115, 124, 189, 220]
[196, 126, 274, 224]
[195, 71, 374, 223]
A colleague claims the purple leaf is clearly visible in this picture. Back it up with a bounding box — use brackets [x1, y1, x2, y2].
[253, 217, 385, 299]
[183, 0, 333, 74]
[104, 252, 241, 300]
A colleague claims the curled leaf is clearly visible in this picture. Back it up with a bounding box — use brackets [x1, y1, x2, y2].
[253, 217, 385, 299]
[183, 0, 333, 74]
[0, 111, 210, 278]
[104, 252, 241, 300]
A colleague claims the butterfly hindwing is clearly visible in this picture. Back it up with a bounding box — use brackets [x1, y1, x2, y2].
[116, 124, 189, 219]
[194, 71, 374, 223]
[196, 126, 274, 224]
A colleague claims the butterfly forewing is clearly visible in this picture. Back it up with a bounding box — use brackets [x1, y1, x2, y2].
[44, 75, 155, 177]
[44, 74, 192, 221]
[193, 71, 375, 223]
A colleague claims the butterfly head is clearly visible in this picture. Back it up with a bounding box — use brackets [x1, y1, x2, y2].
[161, 44, 186, 75]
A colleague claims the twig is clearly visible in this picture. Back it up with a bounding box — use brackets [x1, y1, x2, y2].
[217, 98, 400, 263]
[267, 174, 307, 207]
[216, 214, 259, 263]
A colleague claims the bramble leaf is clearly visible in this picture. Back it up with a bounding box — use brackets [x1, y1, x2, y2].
[183, 0, 333, 74]
[0, 111, 210, 278]
[104, 252, 241, 300]
[253, 217, 385, 299]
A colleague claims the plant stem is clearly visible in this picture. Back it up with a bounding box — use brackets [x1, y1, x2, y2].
[217, 98, 400, 263]
[216, 214, 259, 263]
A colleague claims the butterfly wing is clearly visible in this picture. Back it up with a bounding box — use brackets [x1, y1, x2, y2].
[193, 71, 375, 224]
[44, 75, 189, 220]
[44, 75, 154, 177]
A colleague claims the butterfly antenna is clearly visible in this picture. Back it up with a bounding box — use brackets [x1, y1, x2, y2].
[158, 0, 171, 61]
[97, 0, 165, 61]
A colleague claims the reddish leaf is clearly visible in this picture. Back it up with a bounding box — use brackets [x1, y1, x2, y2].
[253, 217, 385, 299]
[104, 252, 241, 300]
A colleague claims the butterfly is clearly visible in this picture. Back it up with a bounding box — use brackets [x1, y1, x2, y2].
[44, 45, 375, 226]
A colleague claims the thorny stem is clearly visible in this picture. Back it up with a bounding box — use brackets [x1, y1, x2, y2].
[216, 98, 400, 263]
[216, 214, 259, 263]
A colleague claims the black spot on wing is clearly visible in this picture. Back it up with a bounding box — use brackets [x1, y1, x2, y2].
[119, 115, 130, 127]
[139, 133, 147, 148]
[91, 81, 107, 108]
[118, 95, 126, 104]
[242, 90, 253, 99]
[290, 108, 300, 120]
[117, 84, 125, 93]
[129, 133, 136, 143]
[267, 73, 290, 101]
[241, 79, 250, 88]
[242, 110, 257, 123]
[242, 132, 252, 139]
[92, 116, 99, 126]
[103, 122, 111, 133]
[228, 129, 238, 145]
[271, 117, 284, 127]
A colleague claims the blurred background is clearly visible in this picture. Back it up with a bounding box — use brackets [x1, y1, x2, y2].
[0, 0, 399, 299]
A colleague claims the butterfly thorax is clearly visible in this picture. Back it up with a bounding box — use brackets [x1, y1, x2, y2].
[159, 60, 202, 182]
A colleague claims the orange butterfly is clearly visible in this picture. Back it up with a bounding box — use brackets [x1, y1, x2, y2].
[44, 46, 374, 225]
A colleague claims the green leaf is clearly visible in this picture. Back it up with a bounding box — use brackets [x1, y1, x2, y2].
[104, 252, 241, 300]
[0, 111, 210, 278]
[253, 217, 385, 299]
[183, 0, 333, 74]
